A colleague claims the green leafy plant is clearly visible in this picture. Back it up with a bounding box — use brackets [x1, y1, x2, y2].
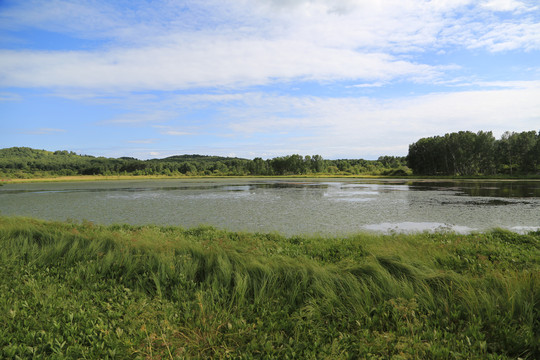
[1, 216, 538, 358]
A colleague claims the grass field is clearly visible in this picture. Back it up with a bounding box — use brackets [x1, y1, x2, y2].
[0, 216, 538, 359]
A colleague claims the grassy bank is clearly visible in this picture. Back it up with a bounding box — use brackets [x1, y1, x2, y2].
[2, 173, 539, 184]
[1, 217, 538, 359]
[0, 174, 388, 184]
[1, 174, 189, 184]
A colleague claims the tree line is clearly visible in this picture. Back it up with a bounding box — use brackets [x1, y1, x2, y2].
[0, 147, 408, 178]
[407, 130, 540, 176]
[3, 130, 538, 179]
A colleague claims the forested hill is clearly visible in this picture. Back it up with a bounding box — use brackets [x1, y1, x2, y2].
[158, 154, 248, 163]
[0, 147, 408, 178]
[0, 148, 243, 163]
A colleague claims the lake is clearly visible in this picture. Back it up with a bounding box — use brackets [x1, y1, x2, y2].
[1, 178, 539, 235]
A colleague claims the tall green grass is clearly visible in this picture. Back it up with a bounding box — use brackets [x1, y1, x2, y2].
[1, 216, 538, 359]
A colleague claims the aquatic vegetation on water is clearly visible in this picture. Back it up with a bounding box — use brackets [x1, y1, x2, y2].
[0, 216, 538, 359]
[2, 179, 540, 235]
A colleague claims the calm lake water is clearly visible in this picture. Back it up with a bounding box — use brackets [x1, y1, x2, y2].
[1, 178, 539, 235]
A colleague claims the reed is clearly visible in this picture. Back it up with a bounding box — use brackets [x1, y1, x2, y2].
[0, 216, 538, 359]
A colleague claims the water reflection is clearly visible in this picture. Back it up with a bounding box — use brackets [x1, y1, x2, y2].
[407, 180, 540, 198]
[6, 179, 537, 197]
[0, 181, 333, 195]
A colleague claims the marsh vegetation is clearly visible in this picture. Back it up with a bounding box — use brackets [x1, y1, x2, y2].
[1, 217, 538, 358]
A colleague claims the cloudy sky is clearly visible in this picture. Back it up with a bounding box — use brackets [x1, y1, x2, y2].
[1, 0, 539, 160]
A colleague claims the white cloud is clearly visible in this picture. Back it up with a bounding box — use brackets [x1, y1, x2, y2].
[0, 43, 443, 91]
[480, 0, 537, 13]
[2, 0, 540, 160]
[73, 79, 540, 158]
[202, 81, 540, 157]
[1, 0, 539, 92]
[19, 128, 67, 135]
[102, 111, 177, 125]
[154, 125, 194, 136]
[468, 21, 540, 52]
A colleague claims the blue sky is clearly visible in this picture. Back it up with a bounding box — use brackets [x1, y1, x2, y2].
[1, 0, 539, 160]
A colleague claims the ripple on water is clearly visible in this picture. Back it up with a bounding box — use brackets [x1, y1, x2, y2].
[508, 226, 540, 234]
[363, 222, 475, 234]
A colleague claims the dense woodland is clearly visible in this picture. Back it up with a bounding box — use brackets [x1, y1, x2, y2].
[0, 147, 408, 178]
[1, 130, 539, 178]
[407, 130, 540, 176]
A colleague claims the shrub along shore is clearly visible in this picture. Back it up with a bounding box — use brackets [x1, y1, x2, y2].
[1, 216, 538, 359]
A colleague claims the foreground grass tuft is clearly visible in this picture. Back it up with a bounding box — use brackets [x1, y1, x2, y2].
[1, 216, 538, 359]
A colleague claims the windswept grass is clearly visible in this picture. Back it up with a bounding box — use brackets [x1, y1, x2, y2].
[0, 216, 538, 359]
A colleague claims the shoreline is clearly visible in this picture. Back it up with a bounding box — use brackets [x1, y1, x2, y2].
[2, 174, 540, 184]
[1, 214, 538, 236]
[1, 174, 384, 184]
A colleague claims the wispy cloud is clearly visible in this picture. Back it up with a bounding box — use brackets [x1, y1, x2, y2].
[480, 0, 538, 13]
[161, 130, 193, 136]
[351, 82, 386, 88]
[101, 111, 177, 125]
[126, 139, 157, 144]
[0, 92, 22, 101]
[154, 125, 195, 136]
[468, 21, 540, 52]
[19, 128, 67, 135]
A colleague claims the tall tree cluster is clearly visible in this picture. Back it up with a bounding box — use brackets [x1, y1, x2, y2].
[407, 130, 540, 176]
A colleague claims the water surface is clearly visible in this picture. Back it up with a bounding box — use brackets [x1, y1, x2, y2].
[1, 178, 539, 235]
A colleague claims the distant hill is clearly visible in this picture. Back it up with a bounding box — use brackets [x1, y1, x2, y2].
[0, 147, 89, 159]
[0, 147, 255, 177]
[0, 146, 409, 178]
[0, 147, 243, 162]
[158, 154, 248, 163]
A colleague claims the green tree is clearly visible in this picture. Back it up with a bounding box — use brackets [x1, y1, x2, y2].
[310, 155, 326, 173]
[496, 131, 536, 175]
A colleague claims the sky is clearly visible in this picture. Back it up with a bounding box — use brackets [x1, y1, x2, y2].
[1, 0, 539, 160]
